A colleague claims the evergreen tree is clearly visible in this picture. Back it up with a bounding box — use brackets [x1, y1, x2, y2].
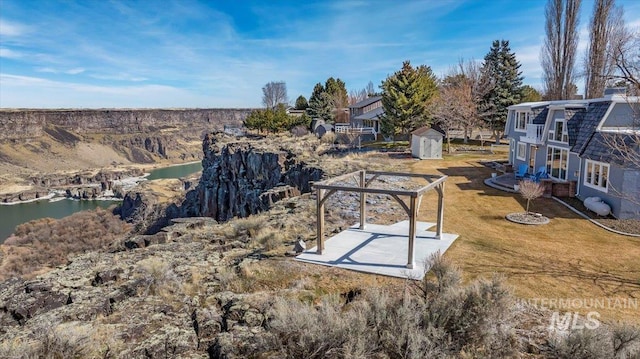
[325, 77, 349, 108]
[307, 82, 333, 123]
[479, 40, 524, 143]
[244, 104, 305, 133]
[294, 95, 308, 110]
[380, 61, 438, 139]
[521, 85, 542, 102]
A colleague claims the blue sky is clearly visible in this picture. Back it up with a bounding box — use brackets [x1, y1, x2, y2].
[1, 0, 638, 108]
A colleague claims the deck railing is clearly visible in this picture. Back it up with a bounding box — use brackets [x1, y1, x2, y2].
[520, 124, 544, 144]
[335, 126, 376, 136]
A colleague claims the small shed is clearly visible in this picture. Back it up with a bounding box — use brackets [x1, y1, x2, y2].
[411, 126, 444, 159]
[314, 123, 334, 138]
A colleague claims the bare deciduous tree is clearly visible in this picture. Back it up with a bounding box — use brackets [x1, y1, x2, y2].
[262, 81, 288, 109]
[608, 25, 640, 94]
[584, 0, 624, 99]
[518, 180, 544, 214]
[349, 88, 367, 105]
[432, 60, 488, 150]
[348, 81, 377, 105]
[541, 0, 582, 100]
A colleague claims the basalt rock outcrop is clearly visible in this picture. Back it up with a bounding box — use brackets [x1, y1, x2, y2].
[180, 133, 324, 222]
[0, 108, 253, 141]
[0, 169, 145, 203]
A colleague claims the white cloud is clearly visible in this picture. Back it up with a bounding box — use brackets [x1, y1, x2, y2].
[66, 67, 85, 75]
[89, 73, 147, 82]
[35, 67, 86, 75]
[0, 47, 23, 59]
[0, 19, 29, 37]
[0, 73, 218, 108]
[36, 67, 57, 73]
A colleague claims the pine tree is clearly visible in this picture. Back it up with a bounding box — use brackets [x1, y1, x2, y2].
[307, 83, 333, 123]
[295, 95, 308, 110]
[380, 61, 438, 139]
[480, 40, 523, 143]
[325, 77, 349, 108]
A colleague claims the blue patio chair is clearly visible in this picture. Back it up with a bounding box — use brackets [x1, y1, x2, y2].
[532, 166, 548, 182]
[515, 163, 529, 179]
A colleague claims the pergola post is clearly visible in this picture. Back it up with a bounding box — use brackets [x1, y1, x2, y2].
[407, 196, 418, 269]
[435, 182, 445, 239]
[359, 170, 366, 230]
[316, 187, 325, 254]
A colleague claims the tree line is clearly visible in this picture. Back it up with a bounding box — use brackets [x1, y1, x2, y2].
[542, 0, 638, 99]
[246, 0, 638, 138]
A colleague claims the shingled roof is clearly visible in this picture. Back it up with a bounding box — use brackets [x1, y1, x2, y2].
[531, 106, 549, 125]
[571, 101, 611, 154]
[581, 132, 640, 168]
[348, 96, 382, 109]
[565, 107, 586, 148]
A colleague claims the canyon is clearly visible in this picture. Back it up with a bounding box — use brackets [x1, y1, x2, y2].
[0, 108, 252, 201]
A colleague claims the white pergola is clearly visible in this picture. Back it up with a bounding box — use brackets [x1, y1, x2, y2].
[313, 170, 448, 269]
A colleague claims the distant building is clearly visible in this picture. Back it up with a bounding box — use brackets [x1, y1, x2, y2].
[411, 126, 444, 159]
[348, 96, 383, 137]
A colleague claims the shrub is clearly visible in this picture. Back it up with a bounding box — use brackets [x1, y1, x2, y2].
[135, 257, 179, 297]
[0, 208, 131, 280]
[255, 229, 280, 251]
[216, 253, 519, 358]
[549, 324, 640, 359]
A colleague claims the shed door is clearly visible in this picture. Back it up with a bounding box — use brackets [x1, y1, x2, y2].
[431, 137, 441, 158]
[422, 138, 430, 158]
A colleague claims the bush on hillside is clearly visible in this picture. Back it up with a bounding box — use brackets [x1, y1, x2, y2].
[217, 253, 519, 358]
[0, 207, 131, 280]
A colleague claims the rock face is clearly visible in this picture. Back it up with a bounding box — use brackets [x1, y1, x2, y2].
[0, 169, 145, 203]
[0, 108, 253, 141]
[180, 133, 323, 222]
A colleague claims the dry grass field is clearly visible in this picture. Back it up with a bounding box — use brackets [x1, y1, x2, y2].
[409, 152, 640, 324]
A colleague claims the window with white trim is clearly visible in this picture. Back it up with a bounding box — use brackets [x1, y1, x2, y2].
[548, 119, 568, 143]
[546, 146, 569, 181]
[516, 142, 526, 160]
[514, 111, 531, 131]
[584, 160, 609, 192]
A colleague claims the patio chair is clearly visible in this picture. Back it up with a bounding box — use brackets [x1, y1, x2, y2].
[532, 166, 548, 182]
[515, 163, 529, 179]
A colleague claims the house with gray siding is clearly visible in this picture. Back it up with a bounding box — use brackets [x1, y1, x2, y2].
[504, 90, 639, 219]
[347, 96, 383, 138]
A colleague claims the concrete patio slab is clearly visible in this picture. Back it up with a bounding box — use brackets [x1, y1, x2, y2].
[295, 220, 459, 280]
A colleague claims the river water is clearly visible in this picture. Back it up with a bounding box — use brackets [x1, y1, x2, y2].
[0, 161, 202, 243]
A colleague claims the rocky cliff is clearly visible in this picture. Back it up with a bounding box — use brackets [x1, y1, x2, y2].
[0, 169, 145, 203]
[0, 108, 253, 141]
[0, 109, 253, 196]
[179, 133, 324, 222]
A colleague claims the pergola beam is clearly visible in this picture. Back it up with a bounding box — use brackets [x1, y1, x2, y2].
[314, 170, 448, 269]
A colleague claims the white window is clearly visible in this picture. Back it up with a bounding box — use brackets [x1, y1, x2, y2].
[516, 142, 526, 160]
[548, 119, 568, 143]
[546, 146, 569, 181]
[515, 111, 530, 131]
[584, 160, 609, 192]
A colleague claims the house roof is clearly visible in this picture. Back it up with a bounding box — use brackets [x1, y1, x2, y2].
[349, 96, 382, 109]
[565, 107, 586, 147]
[508, 101, 550, 110]
[411, 124, 445, 137]
[572, 101, 611, 154]
[353, 106, 384, 120]
[531, 106, 549, 125]
[581, 132, 640, 168]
